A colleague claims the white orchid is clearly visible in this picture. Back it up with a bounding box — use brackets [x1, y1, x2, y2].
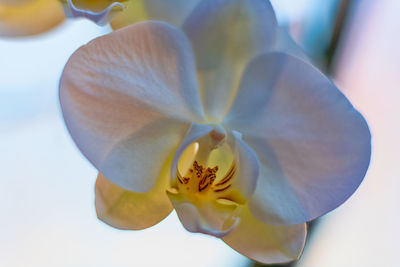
[59, 0, 371, 264]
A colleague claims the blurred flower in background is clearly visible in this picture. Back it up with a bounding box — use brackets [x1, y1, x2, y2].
[0, 0, 64, 37]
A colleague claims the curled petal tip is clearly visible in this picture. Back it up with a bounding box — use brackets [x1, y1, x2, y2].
[63, 0, 126, 25]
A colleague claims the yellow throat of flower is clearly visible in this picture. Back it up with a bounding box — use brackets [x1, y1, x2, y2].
[166, 128, 247, 237]
[177, 160, 235, 195]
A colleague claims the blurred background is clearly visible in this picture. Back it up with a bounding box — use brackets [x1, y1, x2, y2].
[0, 0, 399, 266]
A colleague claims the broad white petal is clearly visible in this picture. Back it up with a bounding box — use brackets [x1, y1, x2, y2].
[111, 0, 201, 30]
[224, 52, 371, 224]
[182, 0, 277, 120]
[63, 0, 126, 26]
[95, 171, 172, 230]
[60, 21, 204, 192]
[223, 206, 306, 264]
[0, 0, 64, 37]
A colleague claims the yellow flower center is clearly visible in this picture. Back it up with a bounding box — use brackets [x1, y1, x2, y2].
[171, 129, 243, 202]
[177, 160, 235, 194]
[166, 127, 246, 237]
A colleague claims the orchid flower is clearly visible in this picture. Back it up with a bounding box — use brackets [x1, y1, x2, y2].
[0, 0, 64, 37]
[59, 0, 371, 264]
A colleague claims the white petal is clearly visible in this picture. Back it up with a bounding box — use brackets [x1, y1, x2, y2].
[60, 21, 204, 192]
[182, 0, 278, 120]
[223, 206, 306, 264]
[224, 52, 371, 224]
